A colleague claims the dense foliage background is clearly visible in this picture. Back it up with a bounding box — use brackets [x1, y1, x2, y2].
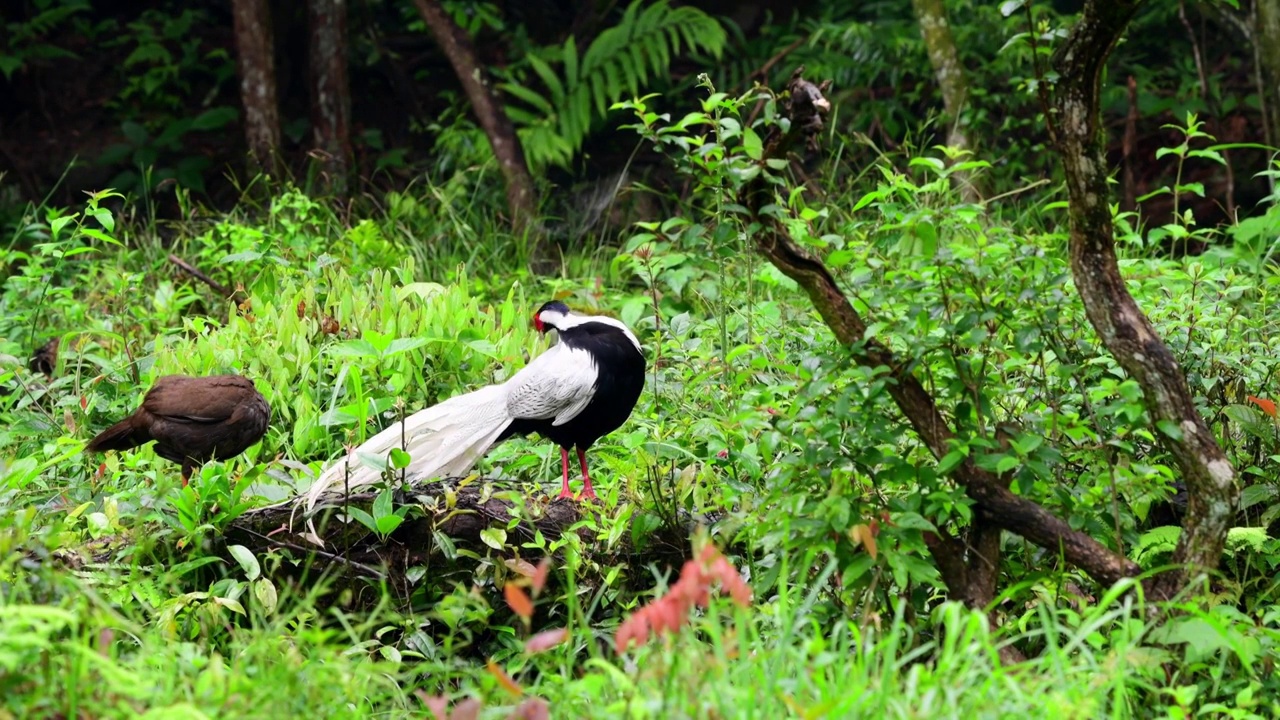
[4, 0, 1280, 717]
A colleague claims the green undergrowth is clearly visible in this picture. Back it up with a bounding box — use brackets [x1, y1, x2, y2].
[6, 104, 1280, 716]
[6, 549, 1247, 720]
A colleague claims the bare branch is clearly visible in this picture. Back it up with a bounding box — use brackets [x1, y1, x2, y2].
[168, 254, 231, 297]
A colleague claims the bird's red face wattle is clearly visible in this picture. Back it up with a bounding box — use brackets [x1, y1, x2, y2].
[532, 314, 545, 333]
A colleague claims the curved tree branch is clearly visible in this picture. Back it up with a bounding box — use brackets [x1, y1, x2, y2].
[1050, 0, 1236, 600]
[747, 70, 1140, 597]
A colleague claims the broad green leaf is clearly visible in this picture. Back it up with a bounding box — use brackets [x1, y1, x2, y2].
[742, 126, 763, 160]
[213, 597, 247, 615]
[348, 507, 378, 533]
[936, 448, 968, 475]
[254, 578, 278, 614]
[389, 448, 412, 470]
[373, 488, 395, 519]
[227, 545, 261, 581]
[480, 527, 507, 550]
[376, 514, 405, 536]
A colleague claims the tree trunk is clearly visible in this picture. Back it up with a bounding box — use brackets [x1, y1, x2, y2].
[911, 0, 983, 203]
[411, 0, 538, 232]
[308, 0, 353, 197]
[1255, 0, 1280, 151]
[1049, 0, 1237, 601]
[231, 0, 281, 176]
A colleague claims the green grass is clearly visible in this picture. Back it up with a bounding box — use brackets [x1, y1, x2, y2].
[0, 550, 1181, 719]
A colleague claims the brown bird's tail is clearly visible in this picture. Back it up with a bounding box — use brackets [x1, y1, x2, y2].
[85, 416, 151, 454]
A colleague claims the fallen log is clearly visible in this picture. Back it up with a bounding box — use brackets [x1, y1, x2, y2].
[224, 474, 721, 594]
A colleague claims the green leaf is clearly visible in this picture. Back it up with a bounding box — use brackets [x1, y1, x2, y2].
[1239, 484, 1277, 511]
[913, 221, 938, 257]
[254, 578, 278, 614]
[363, 330, 392, 354]
[742, 126, 763, 160]
[348, 507, 378, 533]
[827, 249, 856, 268]
[214, 597, 247, 615]
[373, 488, 395, 519]
[936, 448, 968, 475]
[376, 514, 405, 536]
[851, 190, 881, 212]
[219, 250, 264, 264]
[385, 337, 429, 356]
[398, 282, 446, 301]
[1155, 419, 1184, 441]
[79, 228, 121, 246]
[527, 52, 566, 104]
[501, 82, 556, 115]
[999, 0, 1026, 16]
[227, 544, 261, 581]
[995, 455, 1020, 474]
[121, 121, 149, 144]
[389, 448, 412, 470]
[480, 527, 507, 550]
[49, 215, 75, 239]
[191, 106, 238, 131]
[892, 512, 938, 532]
[1011, 434, 1044, 455]
[329, 339, 381, 359]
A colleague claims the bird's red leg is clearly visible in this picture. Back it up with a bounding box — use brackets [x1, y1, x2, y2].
[557, 447, 573, 499]
[577, 448, 598, 501]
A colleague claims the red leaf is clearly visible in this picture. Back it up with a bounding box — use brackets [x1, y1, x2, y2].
[486, 659, 524, 697]
[79, 395, 87, 411]
[97, 628, 114, 657]
[615, 613, 650, 653]
[450, 698, 483, 720]
[614, 543, 752, 655]
[506, 697, 550, 720]
[524, 627, 569, 654]
[531, 557, 552, 597]
[415, 692, 450, 720]
[711, 557, 753, 606]
[1248, 395, 1278, 418]
[504, 582, 534, 620]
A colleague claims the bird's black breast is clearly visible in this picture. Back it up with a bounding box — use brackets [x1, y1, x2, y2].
[504, 320, 645, 450]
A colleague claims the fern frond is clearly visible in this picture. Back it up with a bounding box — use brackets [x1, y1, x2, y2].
[526, 54, 566, 106]
[502, 0, 727, 170]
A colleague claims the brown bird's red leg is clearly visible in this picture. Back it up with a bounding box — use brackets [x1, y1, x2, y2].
[577, 448, 598, 501]
[557, 447, 573, 499]
[181, 459, 192, 488]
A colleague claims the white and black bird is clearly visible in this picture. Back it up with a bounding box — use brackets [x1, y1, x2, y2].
[304, 300, 645, 513]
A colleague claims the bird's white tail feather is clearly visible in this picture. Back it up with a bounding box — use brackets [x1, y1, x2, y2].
[303, 383, 513, 516]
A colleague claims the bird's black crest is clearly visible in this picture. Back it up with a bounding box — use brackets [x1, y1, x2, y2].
[536, 300, 571, 316]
